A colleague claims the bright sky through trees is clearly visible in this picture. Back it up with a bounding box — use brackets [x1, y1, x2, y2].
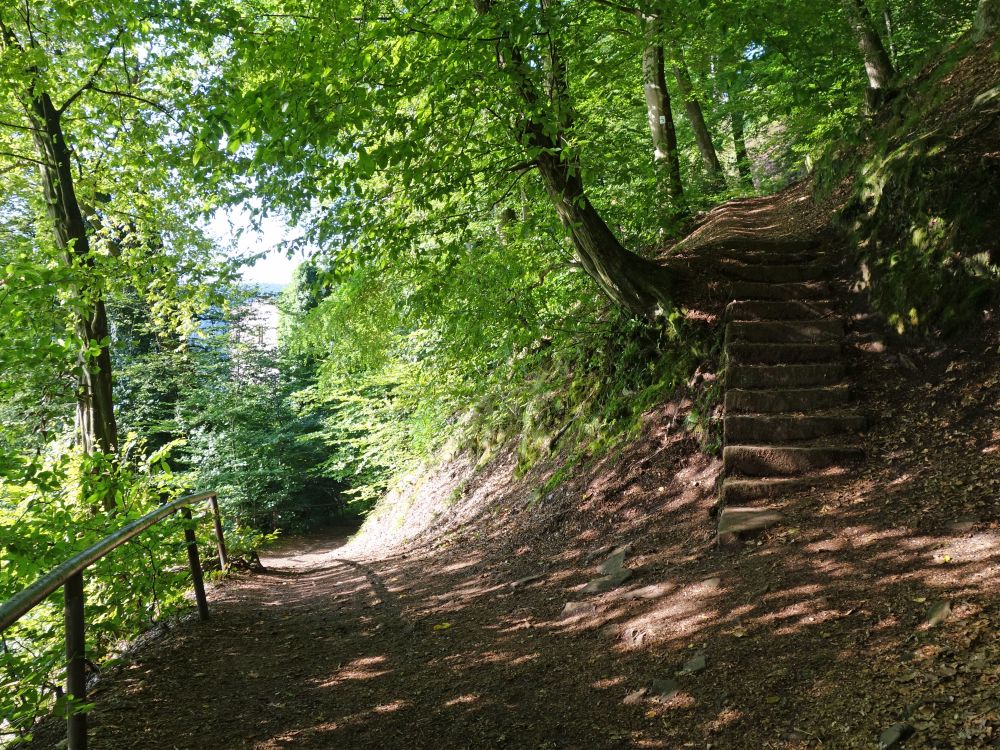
[207, 204, 303, 286]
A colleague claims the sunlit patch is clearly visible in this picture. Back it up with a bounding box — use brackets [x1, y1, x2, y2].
[771, 606, 847, 636]
[804, 537, 849, 554]
[763, 582, 824, 601]
[478, 651, 541, 666]
[373, 699, 410, 714]
[316, 655, 390, 687]
[930, 532, 1000, 563]
[615, 588, 722, 648]
[887, 472, 912, 487]
[444, 693, 480, 707]
[704, 706, 742, 733]
[608, 582, 676, 603]
[591, 676, 626, 690]
[664, 691, 696, 709]
[839, 525, 911, 547]
[436, 557, 482, 574]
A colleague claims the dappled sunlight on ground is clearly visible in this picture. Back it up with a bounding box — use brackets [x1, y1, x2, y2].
[25, 204, 1000, 750]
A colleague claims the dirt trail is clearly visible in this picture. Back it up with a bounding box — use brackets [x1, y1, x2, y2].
[28, 188, 1000, 750]
[38, 529, 681, 749]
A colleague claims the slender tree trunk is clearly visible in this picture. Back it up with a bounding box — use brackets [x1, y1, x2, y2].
[730, 101, 753, 188]
[840, 0, 896, 91]
[882, 2, 897, 61]
[668, 42, 725, 191]
[974, 0, 1000, 38]
[473, 0, 673, 318]
[641, 14, 684, 212]
[29, 92, 119, 455]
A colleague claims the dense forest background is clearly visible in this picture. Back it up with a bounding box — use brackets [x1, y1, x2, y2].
[2, 0, 998, 741]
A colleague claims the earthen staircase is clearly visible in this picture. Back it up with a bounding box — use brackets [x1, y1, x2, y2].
[712, 239, 865, 540]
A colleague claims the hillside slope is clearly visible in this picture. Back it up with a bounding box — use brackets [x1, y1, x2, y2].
[22, 33, 1000, 750]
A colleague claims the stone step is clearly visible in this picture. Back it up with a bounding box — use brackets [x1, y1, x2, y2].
[718, 248, 824, 266]
[727, 362, 845, 389]
[718, 262, 826, 284]
[717, 506, 784, 536]
[724, 412, 868, 444]
[720, 476, 829, 505]
[724, 280, 831, 301]
[726, 319, 844, 344]
[723, 445, 864, 477]
[718, 238, 821, 254]
[725, 384, 852, 413]
[726, 342, 842, 364]
[725, 300, 837, 322]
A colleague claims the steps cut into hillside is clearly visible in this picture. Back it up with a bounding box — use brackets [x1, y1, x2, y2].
[714, 240, 864, 541]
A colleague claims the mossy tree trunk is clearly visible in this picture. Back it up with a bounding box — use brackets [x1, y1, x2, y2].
[974, 0, 1000, 38]
[840, 0, 896, 92]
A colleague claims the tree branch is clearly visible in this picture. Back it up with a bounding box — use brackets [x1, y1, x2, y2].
[590, 0, 642, 17]
[59, 32, 123, 114]
[0, 149, 47, 166]
[0, 116, 42, 132]
[88, 86, 172, 117]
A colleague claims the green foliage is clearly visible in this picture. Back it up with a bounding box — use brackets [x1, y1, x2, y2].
[1, 446, 195, 742]
[836, 39, 1000, 333]
[0, 0, 993, 742]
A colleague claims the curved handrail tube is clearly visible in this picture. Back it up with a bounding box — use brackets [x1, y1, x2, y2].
[0, 490, 217, 632]
[0, 489, 225, 750]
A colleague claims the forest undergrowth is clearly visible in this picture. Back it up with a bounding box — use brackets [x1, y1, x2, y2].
[2, 0, 999, 745]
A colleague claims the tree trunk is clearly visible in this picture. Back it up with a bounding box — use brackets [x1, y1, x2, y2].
[974, 0, 1000, 38]
[730, 101, 753, 188]
[473, 0, 674, 319]
[882, 3, 897, 61]
[668, 42, 725, 191]
[29, 92, 119, 455]
[533, 136, 673, 318]
[641, 14, 684, 212]
[840, 0, 895, 91]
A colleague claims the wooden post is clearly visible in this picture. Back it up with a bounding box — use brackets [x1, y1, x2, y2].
[64, 571, 87, 750]
[207, 494, 229, 571]
[182, 508, 209, 621]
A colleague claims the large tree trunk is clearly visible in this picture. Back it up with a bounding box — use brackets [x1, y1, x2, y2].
[533, 137, 673, 318]
[668, 43, 725, 191]
[474, 0, 673, 319]
[840, 0, 896, 91]
[29, 92, 119, 455]
[974, 0, 1000, 38]
[641, 14, 685, 213]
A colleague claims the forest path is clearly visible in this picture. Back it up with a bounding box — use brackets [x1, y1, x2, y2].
[35, 529, 676, 749]
[27, 187, 1000, 750]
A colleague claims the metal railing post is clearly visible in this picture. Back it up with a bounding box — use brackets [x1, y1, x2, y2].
[181, 508, 210, 621]
[64, 571, 87, 750]
[207, 494, 229, 571]
[1, 489, 227, 750]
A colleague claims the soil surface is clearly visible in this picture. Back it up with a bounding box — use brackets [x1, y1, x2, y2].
[27, 189, 1000, 750]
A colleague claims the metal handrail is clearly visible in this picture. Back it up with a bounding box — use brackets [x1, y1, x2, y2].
[0, 490, 229, 750]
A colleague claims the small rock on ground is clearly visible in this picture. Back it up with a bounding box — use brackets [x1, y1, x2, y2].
[879, 722, 915, 749]
[583, 567, 633, 594]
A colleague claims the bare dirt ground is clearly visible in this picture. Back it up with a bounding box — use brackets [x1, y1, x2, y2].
[28, 190, 1000, 750]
